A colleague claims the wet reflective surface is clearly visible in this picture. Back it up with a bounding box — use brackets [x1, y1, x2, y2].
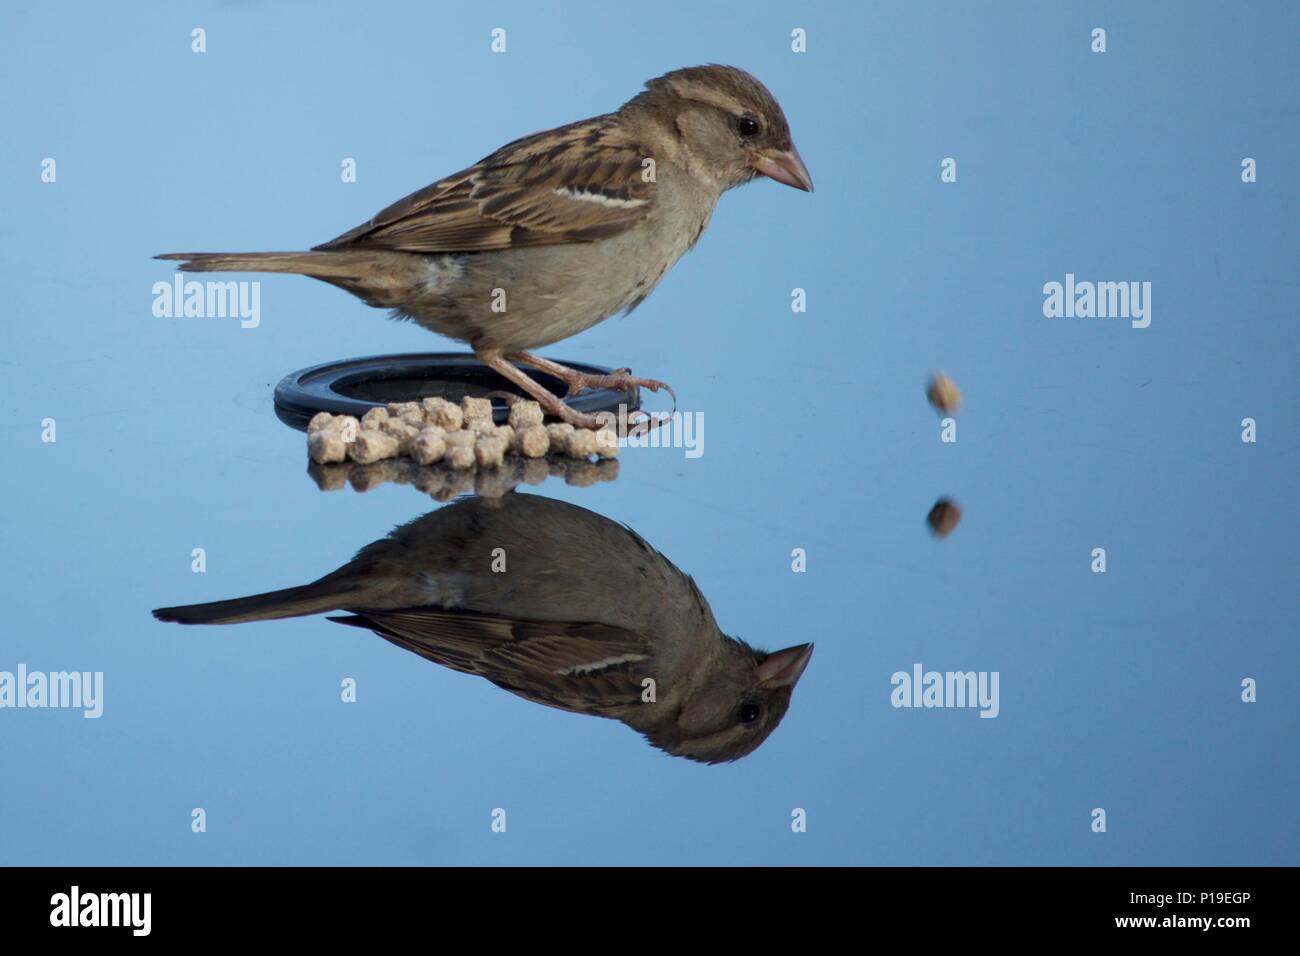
[2, 2, 1297, 864]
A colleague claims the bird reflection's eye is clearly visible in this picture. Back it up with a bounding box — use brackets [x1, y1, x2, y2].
[737, 117, 760, 137]
[739, 703, 761, 724]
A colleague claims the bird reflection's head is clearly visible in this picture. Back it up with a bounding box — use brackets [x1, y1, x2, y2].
[647, 641, 814, 764]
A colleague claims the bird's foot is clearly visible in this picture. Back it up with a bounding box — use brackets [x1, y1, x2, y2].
[508, 351, 675, 401]
[479, 353, 609, 429]
[559, 367, 676, 401]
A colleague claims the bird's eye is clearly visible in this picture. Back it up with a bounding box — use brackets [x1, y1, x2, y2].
[737, 117, 760, 138]
[739, 703, 762, 724]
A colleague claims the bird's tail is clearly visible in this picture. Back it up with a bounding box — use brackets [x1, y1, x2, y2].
[153, 578, 360, 625]
[155, 250, 368, 278]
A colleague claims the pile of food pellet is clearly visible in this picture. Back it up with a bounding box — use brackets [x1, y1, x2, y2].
[306, 396, 618, 470]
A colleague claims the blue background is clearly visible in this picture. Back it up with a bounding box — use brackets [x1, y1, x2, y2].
[1, 1, 1296, 865]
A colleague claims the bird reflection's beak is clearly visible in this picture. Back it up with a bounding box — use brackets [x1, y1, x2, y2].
[751, 145, 814, 192]
[757, 643, 815, 689]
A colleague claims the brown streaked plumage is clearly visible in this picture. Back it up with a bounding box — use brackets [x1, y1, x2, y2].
[157, 65, 812, 426]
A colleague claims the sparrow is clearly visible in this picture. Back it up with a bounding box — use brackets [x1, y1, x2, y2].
[152, 493, 813, 763]
[157, 65, 813, 427]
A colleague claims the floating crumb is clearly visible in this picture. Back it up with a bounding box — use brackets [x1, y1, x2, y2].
[926, 372, 962, 414]
[926, 498, 962, 538]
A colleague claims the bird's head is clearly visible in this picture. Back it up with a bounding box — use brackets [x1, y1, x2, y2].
[646, 640, 814, 764]
[628, 64, 814, 194]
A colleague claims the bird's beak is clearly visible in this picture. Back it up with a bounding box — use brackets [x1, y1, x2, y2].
[757, 643, 815, 689]
[751, 145, 814, 192]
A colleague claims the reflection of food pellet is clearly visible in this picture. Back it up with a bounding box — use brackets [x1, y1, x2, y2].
[308, 430, 348, 464]
[409, 426, 448, 465]
[508, 400, 544, 430]
[565, 428, 598, 459]
[349, 429, 400, 464]
[515, 424, 550, 458]
[521, 458, 549, 485]
[421, 397, 463, 431]
[926, 498, 962, 538]
[926, 373, 962, 414]
[461, 396, 493, 425]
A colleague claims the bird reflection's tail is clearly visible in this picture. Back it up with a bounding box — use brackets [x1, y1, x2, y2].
[155, 250, 361, 277]
[153, 579, 356, 625]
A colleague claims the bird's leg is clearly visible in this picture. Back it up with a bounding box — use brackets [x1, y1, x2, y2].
[477, 351, 605, 429]
[510, 351, 676, 403]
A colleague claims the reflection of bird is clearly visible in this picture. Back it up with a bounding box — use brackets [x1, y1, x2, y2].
[157, 65, 812, 427]
[153, 494, 813, 763]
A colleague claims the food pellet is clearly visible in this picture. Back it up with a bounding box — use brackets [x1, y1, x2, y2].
[307, 412, 334, 434]
[593, 428, 619, 459]
[409, 427, 447, 465]
[508, 400, 544, 430]
[546, 422, 575, 446]
[421, 397, 463, 431]
[308, 430, 348, 464]
[515, 424, 549, 458]
[387, 401, 423, 419]
[361, 407, 389, 429]
[445, 445, 475, 470]
[461, 396, 493, 425]
[330, 416, 360, 443]
[349, 429, 400, 464]
[474, 435, 508, 469]
[565, 428, 598, 460]
[380, 418, 422, 454]
[444, 431, 476, 470]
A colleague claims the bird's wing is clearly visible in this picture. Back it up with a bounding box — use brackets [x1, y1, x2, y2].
[331, 608, 655, 714]
[314, 116, 656, 254]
